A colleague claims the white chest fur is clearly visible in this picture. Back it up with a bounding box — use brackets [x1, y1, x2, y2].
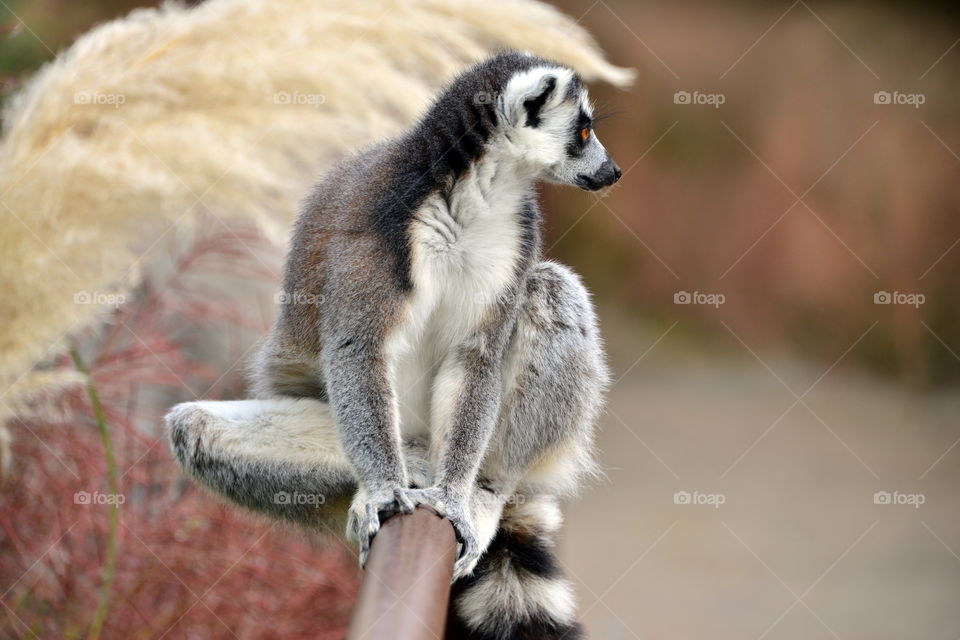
[387, 157, 530, 437]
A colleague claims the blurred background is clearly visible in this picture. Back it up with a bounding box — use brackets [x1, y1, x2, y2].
[1, 0, 958, 638]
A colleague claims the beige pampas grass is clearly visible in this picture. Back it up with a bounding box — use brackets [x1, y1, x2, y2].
[0, 0, 631, 441]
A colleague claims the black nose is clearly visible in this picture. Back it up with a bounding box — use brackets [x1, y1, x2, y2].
[575, 159, 622, 191]
[596, 158, 621, 186]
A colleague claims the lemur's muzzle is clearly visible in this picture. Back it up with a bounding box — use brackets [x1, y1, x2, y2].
[575, 159, 622, 191]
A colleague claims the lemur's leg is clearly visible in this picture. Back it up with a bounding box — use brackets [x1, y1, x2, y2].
[166, 398, 356, 533]
[476, 260, 607, 504]
[165, 398, 435, 537]
[451, 261, 607, 640]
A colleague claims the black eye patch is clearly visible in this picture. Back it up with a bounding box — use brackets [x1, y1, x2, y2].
[567, 110, 593, 157]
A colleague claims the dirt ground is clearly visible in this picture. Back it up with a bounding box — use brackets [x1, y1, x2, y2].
[560, 313, 960, 640]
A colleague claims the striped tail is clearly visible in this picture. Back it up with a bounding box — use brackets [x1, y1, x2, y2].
[449, 495, 584, 640]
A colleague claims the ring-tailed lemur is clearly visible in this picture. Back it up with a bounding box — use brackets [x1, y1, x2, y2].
[167, 51, 618, 639]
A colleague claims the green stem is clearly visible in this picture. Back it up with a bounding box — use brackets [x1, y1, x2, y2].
[71, 349, 119, 640]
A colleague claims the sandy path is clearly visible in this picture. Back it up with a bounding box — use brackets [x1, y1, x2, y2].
[560, 315, 960, 639]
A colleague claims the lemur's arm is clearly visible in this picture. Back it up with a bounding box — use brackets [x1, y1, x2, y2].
[321, 328, 416, 563]
[408, 308, 516, 577]
[432, 340, 505, 497]
[322, 338, 408, 491]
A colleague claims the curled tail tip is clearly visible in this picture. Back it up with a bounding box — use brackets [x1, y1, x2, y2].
[453, 522, 584, 640]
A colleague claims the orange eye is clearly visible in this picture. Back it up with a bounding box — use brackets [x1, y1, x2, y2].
[580, 127, 590, 141]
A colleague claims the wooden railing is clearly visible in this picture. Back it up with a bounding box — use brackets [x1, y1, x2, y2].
[347, 508, 458, 640]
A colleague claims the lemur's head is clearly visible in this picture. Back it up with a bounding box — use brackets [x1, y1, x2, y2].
[423, 52, 621, 191]
[495, 56, 621, 191]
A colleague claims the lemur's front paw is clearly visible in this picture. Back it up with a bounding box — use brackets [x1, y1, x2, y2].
[347, 486, 416, 567]
[406, 486, 480, 581]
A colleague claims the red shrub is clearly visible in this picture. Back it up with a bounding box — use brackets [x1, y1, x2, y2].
[0, 225, 359, 639]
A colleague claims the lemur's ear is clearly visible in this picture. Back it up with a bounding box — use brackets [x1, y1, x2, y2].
[521, 74, 557, 127]
[502, 70, 558, 128]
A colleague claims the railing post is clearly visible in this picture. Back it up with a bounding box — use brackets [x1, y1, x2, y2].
[347, 507, 458, 640]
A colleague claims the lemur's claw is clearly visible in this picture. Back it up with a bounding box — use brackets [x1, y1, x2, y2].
[348, 487, 416, 568]
[451, 519, 481, 581]
[405, 486, 480, 581]
[453, 541, 481, 580]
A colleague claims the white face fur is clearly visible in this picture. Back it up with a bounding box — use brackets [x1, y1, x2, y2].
[497, 66, 621, 191]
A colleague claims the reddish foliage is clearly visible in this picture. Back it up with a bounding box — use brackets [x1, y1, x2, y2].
[0, 225, 359, 639]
